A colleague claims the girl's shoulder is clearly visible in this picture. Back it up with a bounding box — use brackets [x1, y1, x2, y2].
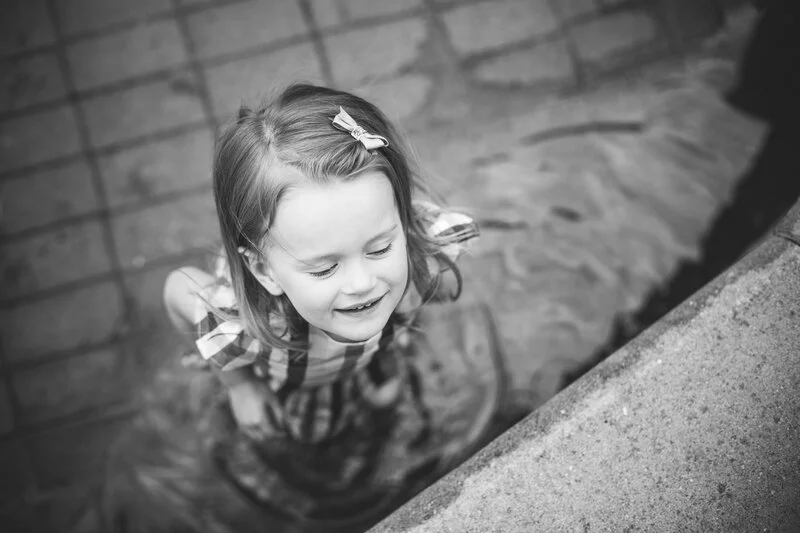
[192, 252, 287, 371]
[194, 303, 288, 371]
[414, 200, 479, 241]
[413, 200, 480, 260]
[395, 202, 480, 313]
[188, 252, 237, 312]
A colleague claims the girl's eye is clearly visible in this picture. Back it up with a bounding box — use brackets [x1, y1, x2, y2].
[309, 264, 337, 278]
[369, 243, 393, 257]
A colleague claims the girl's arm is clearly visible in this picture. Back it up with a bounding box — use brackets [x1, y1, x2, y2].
[163, 266, 214, 335]
[164, 266, 270, 428]
[164, 267, 253, 384]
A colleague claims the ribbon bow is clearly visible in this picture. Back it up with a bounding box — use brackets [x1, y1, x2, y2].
[331, 107, 389, 150]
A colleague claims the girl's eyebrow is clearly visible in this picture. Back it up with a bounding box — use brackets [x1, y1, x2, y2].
[297, 224, 398, 265]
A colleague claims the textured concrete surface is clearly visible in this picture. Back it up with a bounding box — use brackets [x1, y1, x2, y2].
[371, 204, 800, 532]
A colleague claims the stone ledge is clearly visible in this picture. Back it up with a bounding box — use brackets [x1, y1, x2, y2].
[371, 199, 800, 532]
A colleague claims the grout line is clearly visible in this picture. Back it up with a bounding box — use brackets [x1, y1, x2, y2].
[296, 0, 335, 86]
[0, 248, 211, 310]
[421, 0, 465, 72]
[89, 120, 210, 156]
[546, 0, 586, 90]
[0, 211, 106, 244]
[0, 272, 117, 310]
[0, 0, 253, 63]
[10, 401, 140, 444]
[8, 337, 129, 374]
[0, 153, 85, 182]
[0, 121, 209, 182]
[457, 31, 577, 69]
[0, 184, 213, 245]
[44, 0, 135, 304]
[170, 0, 227, 133]
[419, 0, 474, 114]
[0, 329, 25, 439]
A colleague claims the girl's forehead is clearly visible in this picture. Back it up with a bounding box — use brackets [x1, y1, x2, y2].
[269, 171, 400, 258]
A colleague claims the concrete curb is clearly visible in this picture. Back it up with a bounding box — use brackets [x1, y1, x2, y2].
[371, 200, 800, 532]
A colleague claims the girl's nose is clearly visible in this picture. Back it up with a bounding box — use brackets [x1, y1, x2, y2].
[342, 259, 376, 295]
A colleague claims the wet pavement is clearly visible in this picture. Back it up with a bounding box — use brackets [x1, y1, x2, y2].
[0, 0, 753, 530]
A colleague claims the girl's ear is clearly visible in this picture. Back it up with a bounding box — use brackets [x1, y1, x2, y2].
[240, 247, 284, 296]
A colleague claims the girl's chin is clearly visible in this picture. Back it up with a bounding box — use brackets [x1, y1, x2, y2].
[325, 313, 391, 343]
[324, 322, 385, 343]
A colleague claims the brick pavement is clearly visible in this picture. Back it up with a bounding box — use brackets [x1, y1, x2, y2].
[0, 0, 735, 530]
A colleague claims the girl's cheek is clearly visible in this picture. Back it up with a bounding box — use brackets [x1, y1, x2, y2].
[396, 252, 411, 284]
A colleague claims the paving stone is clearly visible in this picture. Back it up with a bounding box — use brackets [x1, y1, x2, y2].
[67, 19, 188, 91]
[0, 504, 43, 533]
[309, 0, 422, 29]
[187, 0, 308, 60]
[0, 52, 66, 113]
[1, 281, 125, 365]
[552, 0, 599, 22]
[98, 127, 214, 208]
[0, 220, 112, 301]
[0, 0, 55, 55]
[0, 442, 39, 530]
[0, 159, 98, 236]
[205, 43, 323, 120]
[0, 441, 36, 504]
[653, 0, 724, 47]
[473, 39, 575, 87]
[570, 9, 658, 65]
[34, 486, 101, 533]
[81, 75, 206, 148]
[126, 260, 205, 319]
[112, 193, 219, 269]
[54, 0, 171, 36]
[13, 346, 131, 425]
[0, 381, 14, 436]
[443, 0, 559, 56]
[27, 416, 129, 489]
[352, 73, 432, 124]
[0, 105, 82, 174]
[326, 17, 427, 86]
[125, 266, 173, 333]
[124, 259, 208, 369]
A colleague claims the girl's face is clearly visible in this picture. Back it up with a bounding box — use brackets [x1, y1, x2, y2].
[254, 169, 409, 343]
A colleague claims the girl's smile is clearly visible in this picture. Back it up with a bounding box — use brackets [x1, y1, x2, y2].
[336, 293, 385, 313]
[253, 169, 409, 343]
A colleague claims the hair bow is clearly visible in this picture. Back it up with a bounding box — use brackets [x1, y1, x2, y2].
[331, 107, 389, 150]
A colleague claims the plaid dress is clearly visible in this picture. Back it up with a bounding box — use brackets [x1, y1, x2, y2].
[191, 202, 479, 444]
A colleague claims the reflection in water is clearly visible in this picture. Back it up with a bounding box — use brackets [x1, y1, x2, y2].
[454, 60, 767, 409]
[103, 303, 507, 533]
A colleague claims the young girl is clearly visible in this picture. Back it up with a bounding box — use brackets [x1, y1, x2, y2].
[106, 84, 505, 532]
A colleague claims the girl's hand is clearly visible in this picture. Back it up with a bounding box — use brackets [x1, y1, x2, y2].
[227, 381, 276, 437]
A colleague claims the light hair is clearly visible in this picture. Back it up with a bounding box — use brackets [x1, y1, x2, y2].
[213, 84, 462, 351]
